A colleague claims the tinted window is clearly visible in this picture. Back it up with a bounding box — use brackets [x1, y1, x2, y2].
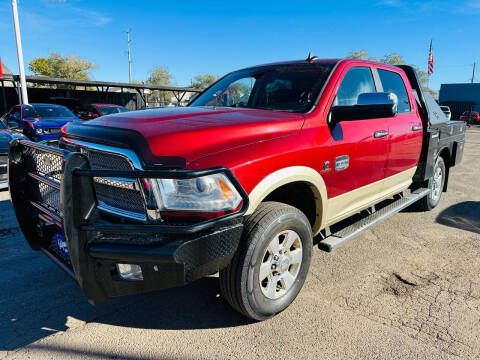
[23, 106, 37, 118]
[334, 67, 376, 106]
[99, 106, 128, 115]
[33, 105, 74, 118]
[10, 107, 21, 120]
[191, 63, 334, 113]
[378, 69, 411, 113]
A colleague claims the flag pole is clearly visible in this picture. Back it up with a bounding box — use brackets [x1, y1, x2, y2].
[11, 0, 29, 104]
[427, 39, 433, 89]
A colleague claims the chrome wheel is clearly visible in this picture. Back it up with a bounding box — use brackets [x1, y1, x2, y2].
[259, 230, 303, 300]
[431, 165, 443, 202]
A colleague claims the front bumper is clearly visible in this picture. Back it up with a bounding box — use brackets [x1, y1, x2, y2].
[8, 139, 248, 304]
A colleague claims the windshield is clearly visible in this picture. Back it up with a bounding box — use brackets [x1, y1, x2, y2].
[99, 106, 128, 115]
[0, 120, 6, 130]
[190, 63, 334, 113]
[33, 105, 75, 118]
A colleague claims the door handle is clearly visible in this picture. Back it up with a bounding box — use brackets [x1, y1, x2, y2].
[412, 125, 422, 131]
[374, 130, 388, 138]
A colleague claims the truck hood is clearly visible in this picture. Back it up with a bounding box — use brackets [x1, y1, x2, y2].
[71, 107, 304, 164]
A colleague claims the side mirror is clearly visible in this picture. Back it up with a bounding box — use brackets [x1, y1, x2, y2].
[331, 92, 398, 123]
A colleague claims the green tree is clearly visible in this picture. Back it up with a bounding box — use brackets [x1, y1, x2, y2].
[346, 50, 436, 97]
[28, 51, 96, 80]
[146, 66, 174, 105]
[191, 74, 218, 90]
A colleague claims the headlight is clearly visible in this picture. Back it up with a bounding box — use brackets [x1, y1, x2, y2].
[152, 173, 242, 212]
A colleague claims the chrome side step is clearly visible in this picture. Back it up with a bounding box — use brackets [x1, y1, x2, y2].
[318, 188, 430, 252]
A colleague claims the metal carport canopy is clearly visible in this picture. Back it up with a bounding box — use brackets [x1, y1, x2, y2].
[0, 74, 202, 93]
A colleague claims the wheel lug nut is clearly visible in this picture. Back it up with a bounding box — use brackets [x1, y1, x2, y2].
[271, 264, 276, 270]
[273, 255, 279, 260]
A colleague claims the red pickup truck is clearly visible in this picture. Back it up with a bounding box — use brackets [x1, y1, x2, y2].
[8, 57, 466, 320]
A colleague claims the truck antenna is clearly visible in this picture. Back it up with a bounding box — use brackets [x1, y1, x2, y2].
[306, 52, 318, 62]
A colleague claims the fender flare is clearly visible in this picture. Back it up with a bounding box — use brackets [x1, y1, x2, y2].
[245, 166, 328, 236]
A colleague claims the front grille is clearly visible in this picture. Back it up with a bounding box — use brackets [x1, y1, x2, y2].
[44, 128, 60, 134]
[59, 140, 146, 220]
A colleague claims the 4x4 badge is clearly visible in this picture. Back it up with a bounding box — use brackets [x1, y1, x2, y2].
[335, 155, 349, 171]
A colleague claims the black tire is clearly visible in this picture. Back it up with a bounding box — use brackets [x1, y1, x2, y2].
[416, 156, 446, 211]
[219, 201, 313, 320]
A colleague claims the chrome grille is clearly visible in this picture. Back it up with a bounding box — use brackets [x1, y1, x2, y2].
[59, 139, 146, 221]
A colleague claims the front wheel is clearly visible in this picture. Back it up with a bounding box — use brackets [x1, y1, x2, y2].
[416, 156, 446, 211]
[219, 202, 313, 321]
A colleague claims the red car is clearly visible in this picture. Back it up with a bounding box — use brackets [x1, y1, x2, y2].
[9, 58, 466, 320]
[459, 111, 480, 124]
[77, 104, 128, 120]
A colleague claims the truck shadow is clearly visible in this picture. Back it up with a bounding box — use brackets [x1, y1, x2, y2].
[436, 201, 480, 234]
[0, 197, 250, 352]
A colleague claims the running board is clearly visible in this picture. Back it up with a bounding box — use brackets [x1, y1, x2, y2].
[318, 188, 430, 252]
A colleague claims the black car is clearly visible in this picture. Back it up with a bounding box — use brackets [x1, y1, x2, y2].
[0, 120, 26, 189]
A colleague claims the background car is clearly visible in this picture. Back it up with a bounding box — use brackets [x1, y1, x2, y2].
[459, 110, 480, 125]
[439, 106, 451, 120]
[76, 104, 128, 120]
[3, 104, 78, 142]
[0, 120, 26, 189]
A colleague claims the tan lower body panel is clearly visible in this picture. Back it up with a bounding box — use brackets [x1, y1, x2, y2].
[324, 167, 417, 228]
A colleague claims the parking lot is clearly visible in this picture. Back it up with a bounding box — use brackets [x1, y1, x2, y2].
[0, 129, 479, 360]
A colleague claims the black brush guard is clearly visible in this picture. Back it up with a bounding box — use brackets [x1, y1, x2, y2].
[8, 139, 248, 304]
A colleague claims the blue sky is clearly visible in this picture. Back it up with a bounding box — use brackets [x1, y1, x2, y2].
[1, 0, 479, 91]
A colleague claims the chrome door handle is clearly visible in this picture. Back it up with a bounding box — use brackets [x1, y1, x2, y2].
[374, 130, 388, 138]
[412, 125, 422, 131]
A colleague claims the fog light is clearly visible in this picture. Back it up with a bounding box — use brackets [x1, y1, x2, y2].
[117, 263, 143, 280]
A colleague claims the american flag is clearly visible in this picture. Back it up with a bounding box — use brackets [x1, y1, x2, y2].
[428, 40, 434, 76]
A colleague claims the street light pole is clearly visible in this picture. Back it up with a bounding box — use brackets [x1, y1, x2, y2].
[11, 0, 28, 104]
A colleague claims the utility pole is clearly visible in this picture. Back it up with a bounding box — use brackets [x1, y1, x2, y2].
[471, 62, 476, 84]
[126, 29, 132, 83]
[11, 0, 28, 104]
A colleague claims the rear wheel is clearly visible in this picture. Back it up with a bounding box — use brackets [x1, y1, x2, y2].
[416, 156, 446, 211]
[219, 202, 313, 320]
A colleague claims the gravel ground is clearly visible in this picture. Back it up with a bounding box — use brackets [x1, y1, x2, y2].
[1, 129, 479, 360]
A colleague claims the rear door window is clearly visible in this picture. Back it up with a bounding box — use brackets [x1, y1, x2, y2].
[378, 69, 411, 113]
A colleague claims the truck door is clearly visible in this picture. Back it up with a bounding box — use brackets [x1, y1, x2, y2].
[325, 66, 389, 202]
[376, 68, 422, 180]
